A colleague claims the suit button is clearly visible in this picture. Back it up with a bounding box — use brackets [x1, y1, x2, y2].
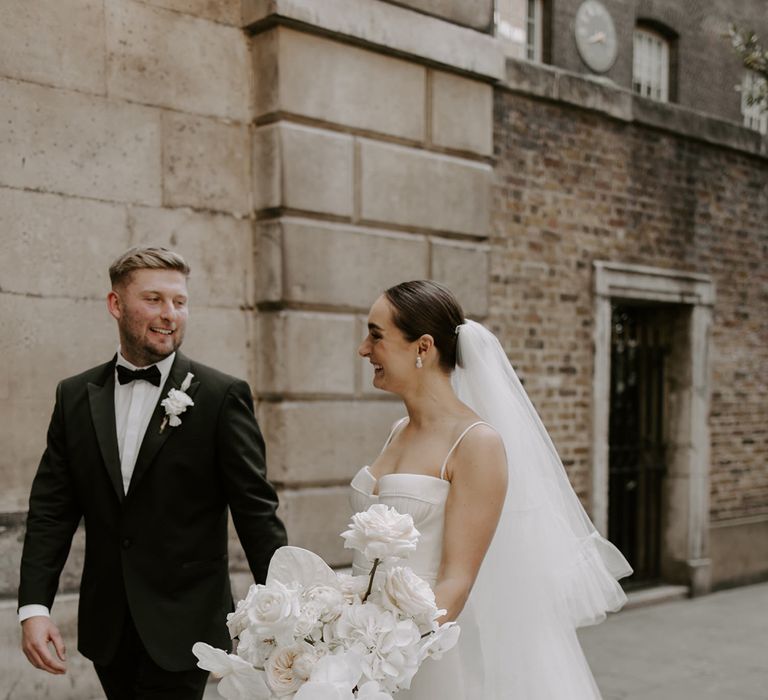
[122, 538, 132, 549]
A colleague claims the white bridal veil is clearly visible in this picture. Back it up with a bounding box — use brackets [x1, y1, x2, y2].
[452, 320, 632, 698]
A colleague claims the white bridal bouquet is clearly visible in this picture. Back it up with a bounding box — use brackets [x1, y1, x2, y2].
[193, 504, 460, 700]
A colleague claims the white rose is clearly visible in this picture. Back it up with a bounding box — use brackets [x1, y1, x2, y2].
[264, 641, 318, 697]
[380, 567, 440, 630]
[235, 628, 275, 667]
[294, 606, 322, 639]
[336, 573, 369, 603]
[302, 584, 345, 623]
[161, 388, 194, 425]
[341, 504, 420, 563]
[243, 581, 301, 645]
[227, 584, 260, 638]
[295, 584, 345, 639]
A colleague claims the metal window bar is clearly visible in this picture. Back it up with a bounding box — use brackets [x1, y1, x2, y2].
[608, 307, 668, 587]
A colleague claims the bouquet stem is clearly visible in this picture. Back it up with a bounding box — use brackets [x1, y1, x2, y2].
[362, 558, 381, 603]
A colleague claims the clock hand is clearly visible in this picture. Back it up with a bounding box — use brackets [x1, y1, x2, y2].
[588, 31, 606, 43]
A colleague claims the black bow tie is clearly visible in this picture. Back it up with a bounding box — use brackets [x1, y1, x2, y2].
[116, 364, 162, 387]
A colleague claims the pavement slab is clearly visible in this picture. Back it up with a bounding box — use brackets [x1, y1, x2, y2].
[578, 582, 768, 700]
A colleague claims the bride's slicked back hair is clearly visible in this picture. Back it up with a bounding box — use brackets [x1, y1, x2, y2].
[384, 280, 465, 372]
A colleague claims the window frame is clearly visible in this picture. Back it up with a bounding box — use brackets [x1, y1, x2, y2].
[526, 0, 544, 63]
[741, 70, 768, 135]
[632, 26, 671, 103]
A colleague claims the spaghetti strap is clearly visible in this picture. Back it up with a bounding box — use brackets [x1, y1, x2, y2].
[439, 421, 492, 480]
[380, 416, 409, 453]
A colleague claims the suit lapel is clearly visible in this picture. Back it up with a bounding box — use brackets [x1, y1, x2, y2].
[88, 361, 124, 503]
[127, 352, 200, 496]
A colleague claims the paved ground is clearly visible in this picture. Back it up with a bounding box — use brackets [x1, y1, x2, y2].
[201, 582, 768, 700]
[578, 582, 768, 700]
[4, 582, 765, 699]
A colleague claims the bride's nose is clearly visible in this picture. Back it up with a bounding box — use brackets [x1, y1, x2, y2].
[358, 338, 370, 357]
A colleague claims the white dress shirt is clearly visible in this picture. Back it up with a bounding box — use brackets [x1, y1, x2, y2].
[19, 350, 175, 623]
[114, 350, 175, 494]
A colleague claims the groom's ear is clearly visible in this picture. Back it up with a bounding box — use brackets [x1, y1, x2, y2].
[106, 290, 121, 322]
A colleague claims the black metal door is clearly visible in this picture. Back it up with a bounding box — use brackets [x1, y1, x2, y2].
[608, 305, 668, 588]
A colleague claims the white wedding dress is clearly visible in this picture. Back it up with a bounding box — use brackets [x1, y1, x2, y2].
[350, 320, 631, 698]
[350, 417, 615, 699]
[350, 421, 487, 698]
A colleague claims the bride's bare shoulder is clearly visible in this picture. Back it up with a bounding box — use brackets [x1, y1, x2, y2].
[464, 423, 505, 456]
[446, 421, 507, 484]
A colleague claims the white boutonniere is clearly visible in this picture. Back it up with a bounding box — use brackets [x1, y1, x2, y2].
[160, 372, 195, 433]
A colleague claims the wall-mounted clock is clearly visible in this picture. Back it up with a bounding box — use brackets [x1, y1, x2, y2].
[574, 0, 618, 73]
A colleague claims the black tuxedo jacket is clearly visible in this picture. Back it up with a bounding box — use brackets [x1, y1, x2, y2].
[19, 352, 287, 671]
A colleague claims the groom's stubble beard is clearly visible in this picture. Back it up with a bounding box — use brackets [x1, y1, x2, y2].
[118, 305, 187, 367]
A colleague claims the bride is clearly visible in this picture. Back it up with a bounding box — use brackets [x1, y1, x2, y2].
[350, 280, 632, 699]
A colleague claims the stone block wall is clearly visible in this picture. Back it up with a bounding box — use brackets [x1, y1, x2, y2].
[246, 1, 498, 565]
[0, 1, 258, 695]
[0, 0, 255, 606]
[1, 0, 500, 611]
[0, 0, 500, 598]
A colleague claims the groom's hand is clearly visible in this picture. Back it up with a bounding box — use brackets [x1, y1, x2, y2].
[21, 616, 67, 674]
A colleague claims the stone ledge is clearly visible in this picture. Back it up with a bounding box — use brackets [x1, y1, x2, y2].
[242, 0, 504, 80]
[623, 585, 690, 610]
[710, 515, 768, 590]
[379, 0, 494, 32]
[502, 59, 768, 160]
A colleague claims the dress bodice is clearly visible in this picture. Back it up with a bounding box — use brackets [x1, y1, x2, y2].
[349, 466, 449, 585]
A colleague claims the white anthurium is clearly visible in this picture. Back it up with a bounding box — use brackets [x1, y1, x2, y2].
[192, 642, 270, 700]
[418, 622, 461, 662]
[267, 546, 340, 589]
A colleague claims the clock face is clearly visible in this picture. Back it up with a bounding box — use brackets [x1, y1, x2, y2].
[574, 0, 618, 73]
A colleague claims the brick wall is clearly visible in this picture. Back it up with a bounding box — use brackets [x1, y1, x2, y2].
[491, 81, 768, 522]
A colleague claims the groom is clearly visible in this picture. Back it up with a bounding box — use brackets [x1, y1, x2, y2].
[18, 247, 287, 699]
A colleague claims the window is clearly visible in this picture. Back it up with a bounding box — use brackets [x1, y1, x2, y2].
[741, 71, 768, 135]
[526, 0, 544, 62]
[633, 28, 669, 102]
[495, 0, 546, 63]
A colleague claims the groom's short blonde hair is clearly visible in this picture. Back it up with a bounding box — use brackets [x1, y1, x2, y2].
[109, 247, 190, 288]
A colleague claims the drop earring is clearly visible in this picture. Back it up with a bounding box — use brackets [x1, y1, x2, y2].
[416, 354, 423, 369]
